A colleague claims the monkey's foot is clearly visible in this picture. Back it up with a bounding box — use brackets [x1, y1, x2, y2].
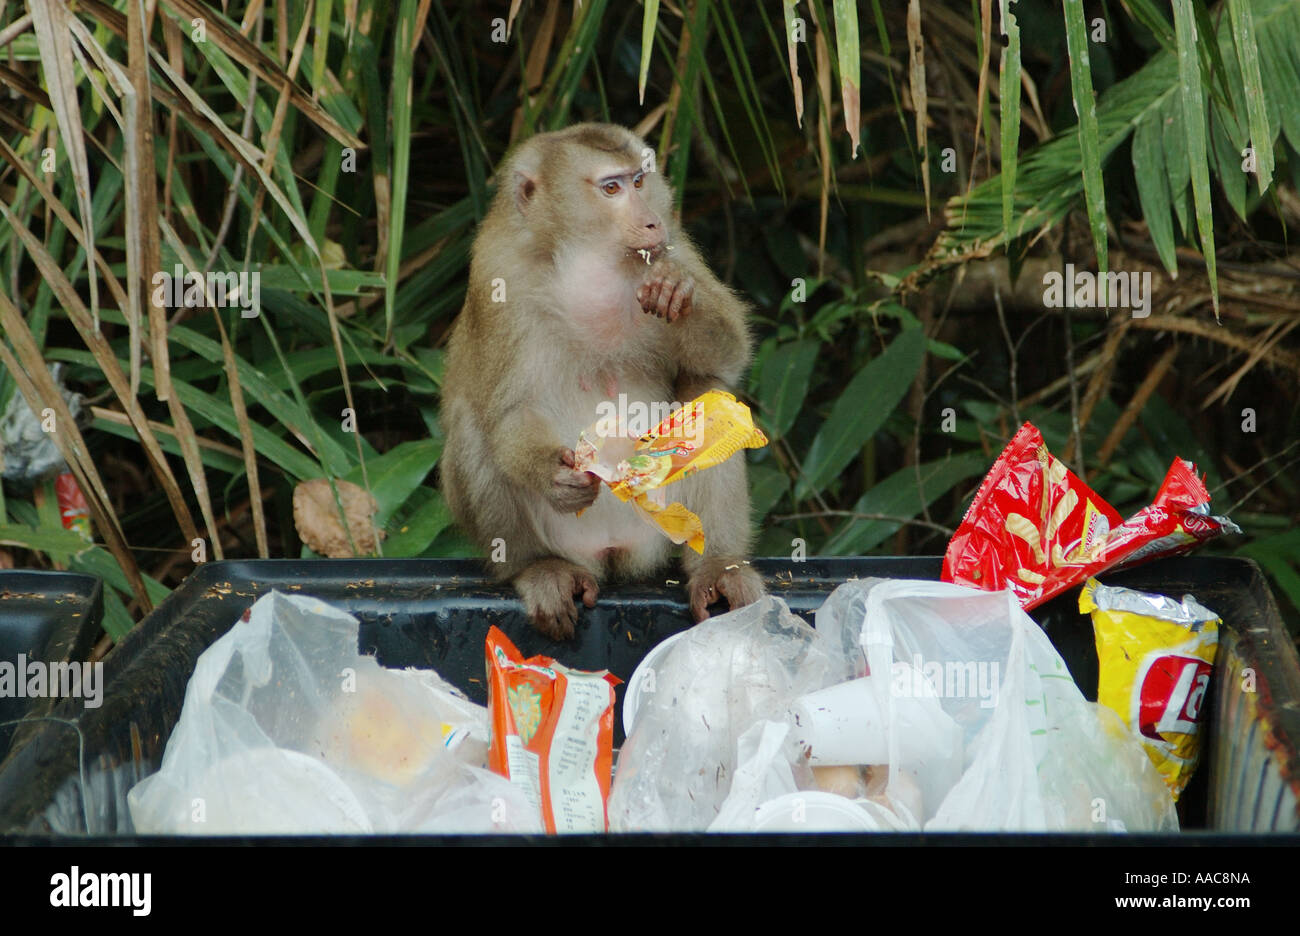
[636, 267, 695, 322]
[685, 557, 766, 623]
[516, 558, 600, 640]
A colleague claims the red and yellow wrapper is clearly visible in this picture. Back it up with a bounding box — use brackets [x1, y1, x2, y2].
[1081, 578, 1219, 801]
[54, 471, 93, 543]
[485, 626, 620, 833]
[574, 390, 768, 553]
[942, 422, 1239, 610]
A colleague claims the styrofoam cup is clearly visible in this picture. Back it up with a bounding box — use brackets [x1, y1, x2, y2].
[788, 672, 961, 766]
[789, 677, 889, 765]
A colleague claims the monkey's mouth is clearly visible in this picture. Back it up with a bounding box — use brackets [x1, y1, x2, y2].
[629, 241, 667, 263]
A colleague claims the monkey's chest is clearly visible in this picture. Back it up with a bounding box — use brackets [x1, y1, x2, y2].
[552, 252, 651, 351]
[544, 374, 674, 447]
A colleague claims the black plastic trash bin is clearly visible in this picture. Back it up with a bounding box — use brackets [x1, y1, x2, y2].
[0, 556, 1295, 843]
[0, 571, 103, 761]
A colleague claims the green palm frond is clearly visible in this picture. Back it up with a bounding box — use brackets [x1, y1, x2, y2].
[926, 0, 1298, 283]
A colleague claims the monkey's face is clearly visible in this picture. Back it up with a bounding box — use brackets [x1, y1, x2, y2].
[508, 125, 676, 268]
[583, 161, 670, 260]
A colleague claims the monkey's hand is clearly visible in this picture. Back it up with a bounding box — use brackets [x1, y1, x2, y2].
[686, 556, 766, 623]
[548, 446, 601, 513]
[636, 259, 695, 323]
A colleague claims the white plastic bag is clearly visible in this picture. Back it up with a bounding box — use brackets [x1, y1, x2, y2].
[608, 596, 834, 832]
[128, 591, 540, 834]
[815, 578, 1178, 832]
[708, 720, 917, 832]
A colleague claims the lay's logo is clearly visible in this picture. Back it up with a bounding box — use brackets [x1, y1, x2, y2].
[1135, 654, 1212, 741]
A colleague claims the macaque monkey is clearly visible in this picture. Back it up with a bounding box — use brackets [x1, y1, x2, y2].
[440, 123, 765, 639]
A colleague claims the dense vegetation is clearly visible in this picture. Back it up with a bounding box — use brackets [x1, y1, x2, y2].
[0, 0, 1297, 643]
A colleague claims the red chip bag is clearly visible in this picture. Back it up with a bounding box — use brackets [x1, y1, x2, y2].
[943, 423, 1238, 610]
[942, 423, 1120, 607]
[485, 626, 620, 833]
[1099, 457, 1240, 571]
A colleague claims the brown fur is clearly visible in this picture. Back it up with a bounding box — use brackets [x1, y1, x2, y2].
[440, 123, 765, 638]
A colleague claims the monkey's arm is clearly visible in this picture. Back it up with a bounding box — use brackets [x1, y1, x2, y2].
[488, 401, 600, 513]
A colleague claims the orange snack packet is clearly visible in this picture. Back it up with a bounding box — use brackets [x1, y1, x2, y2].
[485, 626, 621, 833]
[574, 390, 768, 553]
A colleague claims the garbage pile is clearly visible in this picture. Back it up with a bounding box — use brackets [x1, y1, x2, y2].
[128, 593, 542, 834]
[128, 577, 1214, 835]
[612, 584, 1179, 833]
[128, 423, 1229, 835]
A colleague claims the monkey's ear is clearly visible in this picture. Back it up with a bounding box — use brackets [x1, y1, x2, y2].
[513, 169, 539, 215]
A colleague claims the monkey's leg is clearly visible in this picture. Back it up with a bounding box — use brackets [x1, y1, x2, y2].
[676, 453, 766, 622]
[514, 557, 601, 641]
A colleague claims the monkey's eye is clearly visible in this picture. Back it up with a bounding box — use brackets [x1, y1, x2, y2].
[633, 172, 645, 189]
[600, 179, 622, 196]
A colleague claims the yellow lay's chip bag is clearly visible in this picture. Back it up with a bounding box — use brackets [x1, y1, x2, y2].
[1080, 577, 1219, 801]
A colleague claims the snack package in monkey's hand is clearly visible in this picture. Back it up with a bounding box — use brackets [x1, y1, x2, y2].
[1081, 578, 1219, 801]
[485, 626, 621, 833]
[941, 422, 1239, 610]
[573, 389, 768, 553]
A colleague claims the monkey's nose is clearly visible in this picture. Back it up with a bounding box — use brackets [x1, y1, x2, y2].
[634, 226, 667, 255]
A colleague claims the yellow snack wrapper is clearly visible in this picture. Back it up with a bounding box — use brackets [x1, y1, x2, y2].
[574, 390, 768, 553]
[1080, 577, 1219, 801]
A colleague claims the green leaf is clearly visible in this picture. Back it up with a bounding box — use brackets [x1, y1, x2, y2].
[1255, 10, 1300, 152]
[421, 524, 478, 559]
[1227, 0, 1274, 192]
[638, 0, 660, 104]
[98, 588, 136, 644]
[1173, 0, 1219, 316]
[795, 327, 926, 500]
[756, 339, 821, 440]
[1159, 93, 1192, 235]
[255, 265, 385, 295]
[166, 323, 354, 477]
[92, 414, 244, 476]
[0, 523, 93, 556]
[342, 438, 440, 526]
[312, 0, 336, 95]
[749, 462, 791, 525]
[46, 348, 324, 481]
[1062, 0, 1108, 275]
[926, 338, 965, 361]
[70, 546, 171, 616]
[385, 0, 419, 343]
[1238, 529, 1300, 614]
[1131, 112, 1177, 274]
[1124, 0, 1175, 51]
[824, 451, 989, 554]
[384, 489, 454, 557]
[832, 0, 862, 154]
[1210, 103, 1248, 221]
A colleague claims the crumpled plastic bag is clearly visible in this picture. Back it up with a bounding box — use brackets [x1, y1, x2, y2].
[127, 591, 540, 834]
[613, 579, 1177, 834]
[607, 596, 834, 832]
[0, 363, 84, 484]
[815, 578, 1178, 832]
